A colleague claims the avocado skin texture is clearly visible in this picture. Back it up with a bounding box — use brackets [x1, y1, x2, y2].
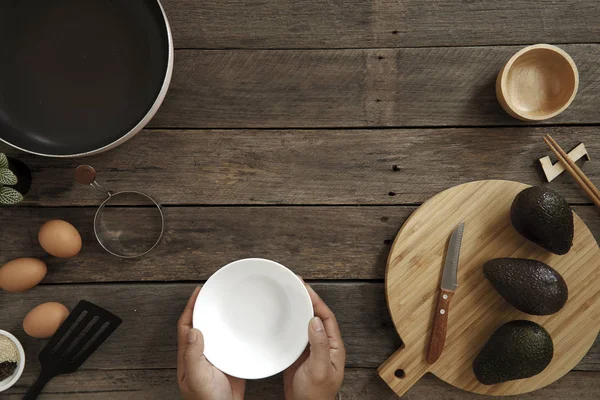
[510, 187, 573, 255]
[473, 320, 553, 385]
[484, 258, 568, 315]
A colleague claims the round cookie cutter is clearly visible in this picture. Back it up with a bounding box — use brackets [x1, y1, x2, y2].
[75, 165, 165, 258]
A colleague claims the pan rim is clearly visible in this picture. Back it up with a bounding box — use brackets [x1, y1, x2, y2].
[0, 0, 174, 158]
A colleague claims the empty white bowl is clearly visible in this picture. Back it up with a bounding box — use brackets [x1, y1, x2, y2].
[0, 330, 25, 393]
[193, 258, 313, 379]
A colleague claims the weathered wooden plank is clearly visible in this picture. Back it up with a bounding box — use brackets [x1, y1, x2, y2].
[1, 206, 597, 282]
[0, 206, 408, 281]
[148, 45, 600, 128]
[4, 369, 600, 399]
[3, 126, 600, 206]
[160, 0, 600, 49]
[0, 283, 597, 373]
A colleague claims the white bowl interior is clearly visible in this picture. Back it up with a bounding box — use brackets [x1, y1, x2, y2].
[193, 259, 313, 379]
[0, 330, 25, 393]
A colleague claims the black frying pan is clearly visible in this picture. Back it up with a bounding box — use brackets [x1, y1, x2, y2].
[0, 0, 173, 157]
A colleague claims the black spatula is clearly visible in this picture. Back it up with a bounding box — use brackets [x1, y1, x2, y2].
[23, 300, 122, 400]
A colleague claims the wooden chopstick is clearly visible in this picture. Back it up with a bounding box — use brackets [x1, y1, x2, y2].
[543, 134, 600, 208]
[545, 135, 600, 199]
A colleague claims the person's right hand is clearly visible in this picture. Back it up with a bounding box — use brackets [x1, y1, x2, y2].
[283, 283, 346, 400]
[178, 286, 246, 400]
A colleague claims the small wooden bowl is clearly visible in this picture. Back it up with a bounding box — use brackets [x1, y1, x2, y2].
[496, 44, 578, 121]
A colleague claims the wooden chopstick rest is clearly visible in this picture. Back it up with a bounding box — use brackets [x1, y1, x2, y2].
[543, 135, 600, 208]
[540, 143, 589, 182]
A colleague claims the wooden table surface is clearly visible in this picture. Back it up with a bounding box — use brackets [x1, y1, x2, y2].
[2, 1, 600, 398]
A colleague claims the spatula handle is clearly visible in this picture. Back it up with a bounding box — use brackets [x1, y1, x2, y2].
[427, 288, 454, 364]
[22, 373, 52, 400]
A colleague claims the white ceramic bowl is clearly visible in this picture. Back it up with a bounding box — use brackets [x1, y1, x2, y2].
[0, 330, 26, 393]
[193, 258, 313, 379]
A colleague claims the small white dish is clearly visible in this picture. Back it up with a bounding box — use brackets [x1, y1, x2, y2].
[0, 330, 26, 393]
[193, 258, 313, 379]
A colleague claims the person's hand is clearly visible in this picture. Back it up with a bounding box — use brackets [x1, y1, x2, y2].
[284, 283, 346, 400]
[178, 286, 246, 400]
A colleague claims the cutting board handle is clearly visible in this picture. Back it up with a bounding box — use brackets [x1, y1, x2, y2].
[378, 345, 430, 397]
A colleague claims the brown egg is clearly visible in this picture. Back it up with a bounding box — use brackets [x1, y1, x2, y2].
[38, 220, 82, 258]
[23, 302, 70, 338]
[0, 258, 47, 292]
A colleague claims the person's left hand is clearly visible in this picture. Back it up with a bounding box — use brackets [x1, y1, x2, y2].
[177, 286, 246, 400]
[283, 283, 346, 400]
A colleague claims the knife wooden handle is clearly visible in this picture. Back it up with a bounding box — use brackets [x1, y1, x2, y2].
[427, 288, 454, 364]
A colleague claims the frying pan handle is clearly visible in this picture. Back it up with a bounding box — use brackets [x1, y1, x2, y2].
[378, 345, 429, 397]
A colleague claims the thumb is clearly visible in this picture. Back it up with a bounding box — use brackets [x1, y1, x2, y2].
[184, 329, 211, 387]
[307, 317, 331, 381]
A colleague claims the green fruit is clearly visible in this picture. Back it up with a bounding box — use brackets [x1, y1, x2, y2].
[484, 258, 568, 315]
[473, 320, 553, 385]
[510, 187, 573, 255]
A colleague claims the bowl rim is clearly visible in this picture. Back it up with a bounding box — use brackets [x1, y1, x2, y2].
[0, 330, 26, 393]
[499, 43, 579, 121]
[193, 258, 314, 379]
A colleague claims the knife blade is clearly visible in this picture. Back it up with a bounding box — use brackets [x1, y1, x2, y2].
[441, 222, 464, 291]
[427, 222, 465, 364]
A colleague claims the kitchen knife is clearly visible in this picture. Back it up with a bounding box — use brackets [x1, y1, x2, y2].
[427, 222, 465, 364]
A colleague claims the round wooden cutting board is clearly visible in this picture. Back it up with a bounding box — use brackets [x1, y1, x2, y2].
[378, 180, 600, 397]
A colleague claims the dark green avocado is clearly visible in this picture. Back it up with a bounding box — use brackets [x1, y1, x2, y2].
[473, 320, 553, 385]
[510, 187, 573, 255]
[483, 258, 568, 315]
